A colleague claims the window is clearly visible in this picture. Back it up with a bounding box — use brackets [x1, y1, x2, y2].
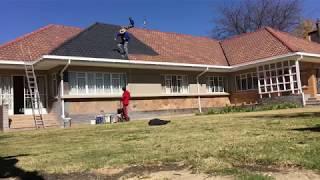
[68, 72, 127, 95]
[208, 76, 225, 92]
[163, 75, 188, 94]
[235, 72, 258, 91]
[0, 76, 13, 110]
[257, 60, 299, 96]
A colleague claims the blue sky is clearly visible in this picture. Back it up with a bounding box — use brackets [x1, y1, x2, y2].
[1, 0, 320, 44]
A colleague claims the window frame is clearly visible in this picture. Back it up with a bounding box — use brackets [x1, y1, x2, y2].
[68, 71, 127, 95]
[235, 72, 258, 91]
[257, 60, 299, 96]
[162, 74, 189, 94]
[207, 76, 225, 93]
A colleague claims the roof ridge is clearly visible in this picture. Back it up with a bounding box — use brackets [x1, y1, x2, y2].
[218, 41, 230, 66]
[269, 27, 320, 47]
[264, 27, 297, 52]
[95, 22, 220, 42]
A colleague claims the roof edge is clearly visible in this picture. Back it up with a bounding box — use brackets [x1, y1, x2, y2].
[265, 27, 297, 52]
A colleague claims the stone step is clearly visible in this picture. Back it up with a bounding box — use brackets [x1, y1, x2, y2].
[306, 100, 320, 103]
[306, 101, 320, 105]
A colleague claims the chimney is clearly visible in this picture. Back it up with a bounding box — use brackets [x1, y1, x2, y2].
[317, 19, 320, 37]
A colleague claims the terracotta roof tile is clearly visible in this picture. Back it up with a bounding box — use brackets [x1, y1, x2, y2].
[0, 24, 82, 61]
[2, 23, 320, 67]
[220, 28, 292, 66]
[128, 28, 229, 66]
[266, 27, 320, 54]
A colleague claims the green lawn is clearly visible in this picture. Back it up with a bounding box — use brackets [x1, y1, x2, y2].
[1, 107, 320, 179]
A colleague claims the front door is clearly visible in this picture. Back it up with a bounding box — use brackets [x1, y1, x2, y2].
[24, 76, 48, 115]
[13, 76, 24, 114]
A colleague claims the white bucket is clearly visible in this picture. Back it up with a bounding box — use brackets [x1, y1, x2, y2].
[90, 119, 96, 125]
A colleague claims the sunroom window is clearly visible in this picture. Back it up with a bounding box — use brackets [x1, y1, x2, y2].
[257, 60, 299, 97]
[235, 72, 258, 91]
[68, 72, 126, 95]
[207, 76, 225, 92]
[162, 75, 188, 94]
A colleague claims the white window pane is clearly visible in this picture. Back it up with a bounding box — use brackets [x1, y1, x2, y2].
[77, 72, 86, 94]
[96, 73, 103, 94]
[69, 72, 77, 94]
[112, 74, 121, 93]
[120, 74, 126, 89]
[104, 74, 111, 94]
[88, 72, 95, 94]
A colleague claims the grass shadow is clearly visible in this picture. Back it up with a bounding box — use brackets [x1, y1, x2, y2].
[0, 154, 44, 180]
[247, 112, 320, 119]
[291, 124, 320, 132]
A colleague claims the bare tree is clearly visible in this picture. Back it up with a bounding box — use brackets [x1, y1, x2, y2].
[212, 0, 302, 39]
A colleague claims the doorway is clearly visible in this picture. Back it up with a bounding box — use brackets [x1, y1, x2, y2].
[13, 76, 24, 114]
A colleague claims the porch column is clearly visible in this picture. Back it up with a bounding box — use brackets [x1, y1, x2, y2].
[60, 78, 65, 118]
[295, 60, 303, 93]
[295, 59, 305, 106]
[256, 66, 262, 98]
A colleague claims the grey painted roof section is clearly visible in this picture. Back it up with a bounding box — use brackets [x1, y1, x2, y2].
[51, 23, 158, 60]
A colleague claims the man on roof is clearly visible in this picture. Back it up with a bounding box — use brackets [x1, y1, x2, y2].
[114, 17, 135, 59]
[115, 28, 130, 58]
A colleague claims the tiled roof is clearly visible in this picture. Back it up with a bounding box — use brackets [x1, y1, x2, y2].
[220, 28, 292, 66]
[128, 28, 228, 66]
[0, 24, 82, 61]
[1, 23, 320, 67]
[266, 27, 320, 54]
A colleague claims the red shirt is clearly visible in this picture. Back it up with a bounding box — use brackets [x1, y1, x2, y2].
[121, 90, 131, 106]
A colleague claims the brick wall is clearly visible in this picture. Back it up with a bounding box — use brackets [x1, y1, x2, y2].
[259, 95, 303, 106]
[229, 91, 259, 105]
[300, 62, 318, 97]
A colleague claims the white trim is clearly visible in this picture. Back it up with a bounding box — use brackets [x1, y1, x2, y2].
[2, 52, 320, 71]
[42, 55, 232, 70]
[0, 60, 26, 65]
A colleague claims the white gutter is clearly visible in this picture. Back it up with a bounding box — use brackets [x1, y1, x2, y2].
[60, 59, 71, 118]
[196, 67, 209, 113]
[1, 52, 319, 71]
[42, 55, 232, 70]
[0, 60, 26, 65]
[296, 52, 320, 58]
[231, 53, 297, 70]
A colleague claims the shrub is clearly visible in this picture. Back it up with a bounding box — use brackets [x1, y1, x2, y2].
[199, 102, 300, 115]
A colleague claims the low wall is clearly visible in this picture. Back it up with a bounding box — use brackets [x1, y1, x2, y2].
[0, 104, 9, 132]
[230, 91, 259, 105]
[259, 94, 303, 106]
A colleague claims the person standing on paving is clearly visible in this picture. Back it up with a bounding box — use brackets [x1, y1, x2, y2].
[121, 86, 131, 121]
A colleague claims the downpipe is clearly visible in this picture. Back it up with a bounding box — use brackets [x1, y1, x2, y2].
[60, 59, 71, 119]
[196, 67, 209, 113]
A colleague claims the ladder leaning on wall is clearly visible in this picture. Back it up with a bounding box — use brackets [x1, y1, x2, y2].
[24, 63, 45, 129]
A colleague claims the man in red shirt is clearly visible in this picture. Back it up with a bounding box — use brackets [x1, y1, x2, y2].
[121, 87, 131, 121]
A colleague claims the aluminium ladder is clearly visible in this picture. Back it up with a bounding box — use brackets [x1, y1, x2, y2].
[24, 63, 45, 128]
